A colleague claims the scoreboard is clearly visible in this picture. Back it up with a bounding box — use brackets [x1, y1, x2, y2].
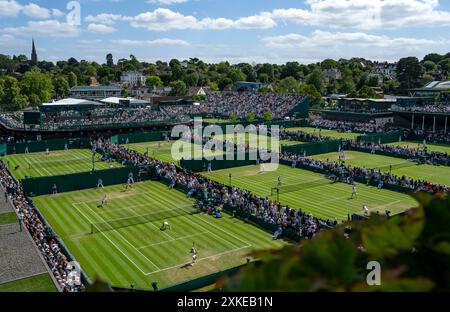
[23, 112, 42, 125]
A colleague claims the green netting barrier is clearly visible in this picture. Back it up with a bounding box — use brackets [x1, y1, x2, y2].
[0, 144, 7, 156]
[22, 167, 140, 197]
[110, 135, 119, 145]
[117, 131, 165, 145]
[358, 131, 404, 144]
[180, 157, 258, 172]
[7, 137, 91, 155]
[281, 140, 341, 156]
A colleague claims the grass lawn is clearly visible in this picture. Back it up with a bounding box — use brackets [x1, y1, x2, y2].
[0, 212, 17, 225]
[213, 133, 305, 150]
[124, 141, 225, 164]
[386, 141, 450, 154]
[204, 164, 417, 221]
[286, 127, 361, 140]
[33, 181, 286, 290]
[0, 273, 57, 292]
[2, 149, 122, 180]
[311, 151, 450, 186]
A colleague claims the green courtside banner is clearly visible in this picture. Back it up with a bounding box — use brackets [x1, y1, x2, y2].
[7, 137, 91, 154]
[281, 140, 341, 156]
[22, 167, 140, 196]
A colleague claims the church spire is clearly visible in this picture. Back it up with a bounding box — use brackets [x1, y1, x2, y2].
[31, 38, 37, 64]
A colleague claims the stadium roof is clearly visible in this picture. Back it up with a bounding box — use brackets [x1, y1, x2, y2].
[42, 98, 101, 106]
[100, 97, 149, 105]
[414, 81, 450, 91]
[71, 86, 122, 91]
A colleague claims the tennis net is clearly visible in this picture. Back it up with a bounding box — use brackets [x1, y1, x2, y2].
[271, 178, 332, 196]
[376, 161, 418, 172]
[91, 206, 199, 233]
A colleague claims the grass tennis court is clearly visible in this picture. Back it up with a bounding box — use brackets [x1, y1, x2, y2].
[33, 181, 286, 290]
[204, 164, 417, 221]
[311, 151, 450, 186]
[285, 127, 361, 140]
[124, 141, 225, 164]
[2, 149, 122, 180]
[386, 141, 450, 154]
[0, 273, 57, 292]
[213, 133, 305, 149]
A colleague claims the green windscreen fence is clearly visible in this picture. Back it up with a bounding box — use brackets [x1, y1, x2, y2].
[282, 140, 341, 156]
[180, 157, 257, 172]
[7, 137, 91, 155]
[117, 131, 165, 145]
[22, 167, 141, 196]
[0, 144, 7, 156]
[358, 131, 404, 144]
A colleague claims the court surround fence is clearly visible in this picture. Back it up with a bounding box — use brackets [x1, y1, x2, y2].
[1, 137, 92, 156]
[22, 166, 142, 197]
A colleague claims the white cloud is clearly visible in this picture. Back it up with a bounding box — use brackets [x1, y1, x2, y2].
[270, 0, 450, 29]
[52, 8, 64, 17]
[0, 34, 27, 48]
[3, 20, 80, 37]
[129, 8, 276, 31]
[85, 13, 130, 25]
[112, 38, 190, 46]
[87, 23, 117, 33]
[147, 0, 188, 5]
[22, 3, 50, 19]
[262, 30, 450, 62]
[0, 0, 22, 17]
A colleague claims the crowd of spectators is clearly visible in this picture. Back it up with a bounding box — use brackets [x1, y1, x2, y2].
[0, 162, 84, 292]
[280, 153, 448, 195]
[412, 128, 450, 144]
[0, 108, 171, 131]
[309, 115, 387, 133]
[93, 138, 327, 240]
[162, 92, 305, 120]
[392, 104, 450, 114]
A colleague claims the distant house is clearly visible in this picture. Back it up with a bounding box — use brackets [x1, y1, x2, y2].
[120, 71, 146, 85]
[324, 68, 342, 82]
[372, 62, 397, 80]
[71, 86, 122, 100]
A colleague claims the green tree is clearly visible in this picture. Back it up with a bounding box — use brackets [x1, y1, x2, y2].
[227, 68, 246, 83]
[20, 71, 54, 105]
[218, 77, 233, 90]
[246, 112, 256, 123]
[277, 76, 298, 93]
[230, 112, 238, 123]
[146, 75, 163, 91]
[106, 53, 114, 67]
[297, 84, 323, 106]
[397, 57, 423, 93]
[306, 69, 325, 94]
[170, 80, 187, 96]
[53, 76, 70, 99]
[263, 111, 273, 122]
[0, 76, 28, 110]
[258, 73, 269, 84]
[184, 72, 199, 87]
[67, 71, 78, 87]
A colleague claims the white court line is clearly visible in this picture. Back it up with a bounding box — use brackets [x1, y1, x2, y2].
[137, 231, 210, 250]
[142, 193, 244, 249]
[144, 244, 251, 276]
[81, 202, 162, 271]
[71, 202, 159, 274]
[370, 200, 401, 211]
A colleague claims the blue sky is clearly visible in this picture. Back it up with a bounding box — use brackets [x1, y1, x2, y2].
[1, 0, 450, 64]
